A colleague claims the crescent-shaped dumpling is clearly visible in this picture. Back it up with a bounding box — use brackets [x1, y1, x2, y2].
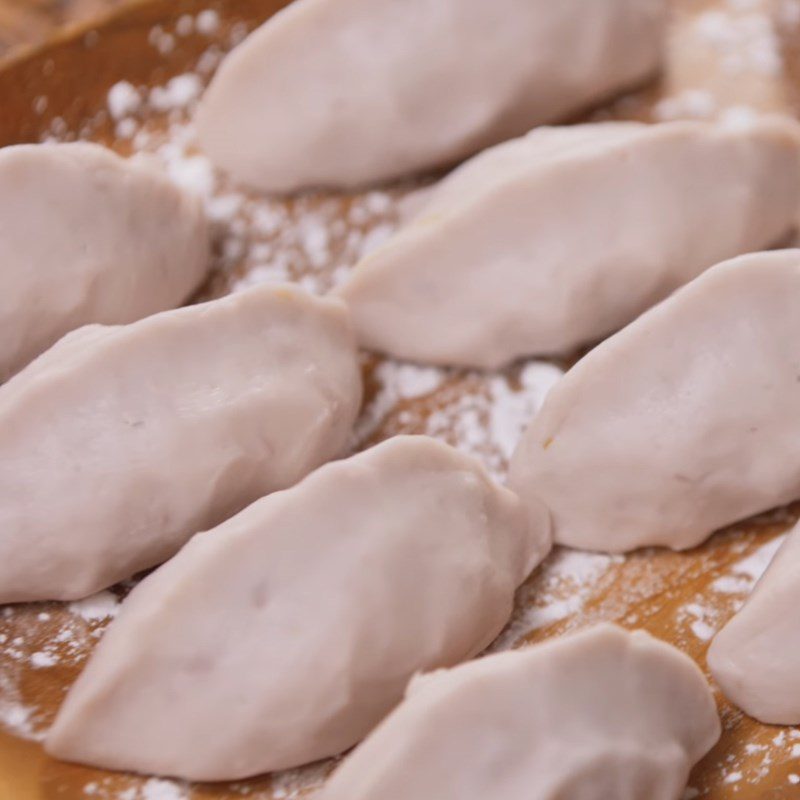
[510, 250, 800, 553]
[196, 0, 667, 191]
[320, 624, 720, 800]
[45, 435, 548, 780]
[0, 285, 361, 603]
[708, 521, 800, 724]
[0, 143, 209, 379]
[336, 120, 800, 368]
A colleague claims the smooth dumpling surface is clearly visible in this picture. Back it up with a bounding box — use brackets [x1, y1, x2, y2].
[0, 143, 209, 379]
[510, 250, 800, 552]
[0, 285, 361, 603]
[196, 0, 666, 192]
[337, 119, 800, 368]
[46, 435, 548, 781]
[320, 623, 720, 800]
[708, 522, 800, 724]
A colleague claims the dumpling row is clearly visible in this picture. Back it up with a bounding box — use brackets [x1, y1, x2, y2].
[197, 0, 667, 191]
[321, 624, 720, 800]
[510, 249, 800, 553]
[0, 284, 362, 602]
[8, 0, 793, 789]
[1, 252, 722, 797]
[0, 112, 777, 800]
[336, 118, 800, 368]
[46, 435, 546, 780]
[0, 142, 209, 379]
[504, 247, 800, 724]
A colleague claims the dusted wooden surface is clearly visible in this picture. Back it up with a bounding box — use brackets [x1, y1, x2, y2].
[2, 0, 800, 798]
[0, 0, 124, 56]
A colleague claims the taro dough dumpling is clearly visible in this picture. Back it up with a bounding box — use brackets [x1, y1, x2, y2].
[46, 436, 549, 781]
[510, 250, 800, 553]
[196, 0, 667, 192]
[337, 120, 800, 368]
[708, 520, 800, 724]
[0, 285, 361, 603]
[0, 143, 209, 379]
[320, 624, 721, 800]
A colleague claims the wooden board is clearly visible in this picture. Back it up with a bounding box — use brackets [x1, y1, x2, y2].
[2, 1, 800, 797]
[0, 1, 126, 57]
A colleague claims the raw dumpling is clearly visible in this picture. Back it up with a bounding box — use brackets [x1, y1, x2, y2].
[510, 250, 800, 552]
[708, 522, 800, 724]
[0, 285, 361, 603]
[196, 0, 666, 192]
[0, 143, 209, 379]
[320, 623, 720, 800]
[337, 119, 800, 369]
[46, 435, 548, 780]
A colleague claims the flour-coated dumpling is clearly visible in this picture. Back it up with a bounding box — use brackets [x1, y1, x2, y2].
[46, 436, 548, 780]
[320, 624, 720, 800]
[708, 521, 800, 724]
[0, 285, 361, 603]
[196, 0, 666, 192]
[337, 119, 800, 368]
[510, 250, 800, 552]
[0, 142, 209, 379]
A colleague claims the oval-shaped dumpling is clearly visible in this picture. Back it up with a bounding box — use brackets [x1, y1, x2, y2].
[0, 143, 209, 379]
[320, 623, 720, 800]
[45, 435, 548, 781]
[0, 285, 361, 603]
[196, 0, 666, 192]
[336, 119, 800, 369]
[708, 522, 800, 724]
[510, 250, 800, 553]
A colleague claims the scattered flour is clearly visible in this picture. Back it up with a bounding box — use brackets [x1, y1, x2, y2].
[489, 549, 618, 651]
[29, 651, 57, 669]
[654, 89, 718, 121]
[270, 760, 335, 799]
[678, 602, 720, 642]
[694, 7, 782, 75]
[149, 75, 204, 113]
[373, 362, 565, 481]
[352, 360, 448, 446]
[712, 574, 755, 595]
[653, 93, 765, 125]
[82, 778, 189, 800]
[141, 779, 188, 800]
[0, 697, 37, 740]
[486, 362, 564, 461]
[679, 535, 787, 644]
[729, 534, 786, 581]
[175, 15, 194, 37]
[163, 150, 216, 197]
[68, 590, 120, 621]
[107, 81, 142, 120]
[653, 0, 783, 124]
[148, 26, 175, 56]
[195, 10, 221, 36]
